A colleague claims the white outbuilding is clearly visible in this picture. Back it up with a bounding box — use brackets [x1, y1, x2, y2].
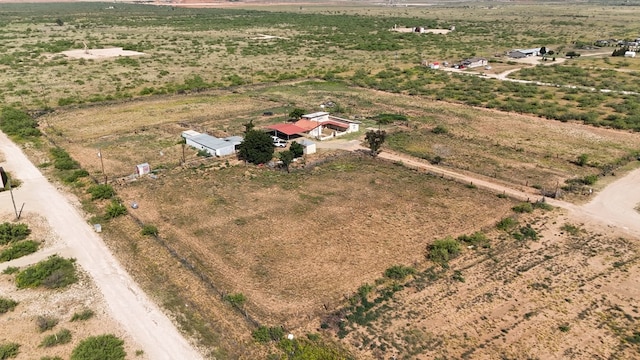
[181, 130, 243, 157]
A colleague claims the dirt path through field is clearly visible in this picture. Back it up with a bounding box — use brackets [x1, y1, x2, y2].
[0, 131, 203, 360]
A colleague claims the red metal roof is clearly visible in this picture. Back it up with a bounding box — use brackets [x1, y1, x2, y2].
[294, 119, 322, 131]
[320, 120, 349, 129]
[266, 123, 306, 136]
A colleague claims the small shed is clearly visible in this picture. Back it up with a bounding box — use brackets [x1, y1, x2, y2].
[625, 51, 637, 58]
[136, 163, 151, 176]
[182, 131, 242, 157]
[297, 139, 316, 155]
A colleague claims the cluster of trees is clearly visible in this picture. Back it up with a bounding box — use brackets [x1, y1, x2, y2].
[612, 46, 630, 57]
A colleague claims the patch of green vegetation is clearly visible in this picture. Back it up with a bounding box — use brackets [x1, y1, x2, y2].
[457, 231, 489, 247]
[140, 224, 158, 237]
[253, 326, 284, 343]
[70, 309, 95, 322]
[560, 223, 581, 236]
[105, 200, 127, 219]
[0, 107, 41, 138]
[2, 267, 19, 275]
[0, 297, 18, 314]
[0, 240, 39, 262]
[0, 223, 30, 245]
[427, 237, 461, 265]
[384, 265, 416, 281]
[512, 202, 534, 213]
[50, 147, 80, 171]
[372, 113, 408, 125]
[496, 217, 518, 231]
[277, 337, 354, 360]
[36, 315, 59, 332]
[0, 343, 19, 359]
[87, 184, 115, 200]
[513, 224, 539, 241]
[70, 334, 125, 360]
[223, 293, 246, 307]
[40, 329, 71, 347]
[15, 255, 77, 289]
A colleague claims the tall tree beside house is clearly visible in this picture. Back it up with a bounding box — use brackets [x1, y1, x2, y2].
[238, 130, 274, 165]
[288, 108, 306, 120]
[289, 141, 304, 158]
[279, 150, 294, 173]
[540, 46, 547, 56]
[243, 119, 255, 133]
[364, 129, 387, 157]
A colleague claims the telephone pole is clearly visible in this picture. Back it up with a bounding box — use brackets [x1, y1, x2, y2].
[98, 149, 107, 184]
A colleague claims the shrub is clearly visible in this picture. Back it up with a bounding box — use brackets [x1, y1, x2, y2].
[224, 293, 246, 307]
[533, 201, 553, 211]
[512, 202, 533, 213]
[36, 315, 59, 332]
[252, 326, 284, 343]
[141, 225, 158, 237]
[497, 217, 518, 231]
[71, 309, 95, 322]
[50, 148, 79, 170]
[2, 267, 19, 275]
[428, 237, 461, 264]
[0, 107, 41, 138]
[62, 169, 90, 184]
[87, 184, 115, 200]
[0, 223, 31, 245]
[40, 357, 63, 360]
[432, 124, 449, 134]
[290, 141, 304, 158]
[0, 297, 18, 314]
[0, 240, 39, 262]
[15, 255, 77, 289]
[40, 328, 72, 347]
[560, 223, 581, 236]
[105, 200, 127, 219]
[0, 343, 19, 359]
[513, 225, 539, 241]
[384, 265, 416, 280]
[70, 334, 125, 360]
[457, 232, 488, 246]
[576, 153, 589, 166]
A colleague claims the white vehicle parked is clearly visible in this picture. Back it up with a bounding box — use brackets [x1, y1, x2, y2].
[273, 138, 287, 148]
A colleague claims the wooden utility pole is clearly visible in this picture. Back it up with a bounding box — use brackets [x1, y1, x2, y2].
[7, 179, 23, 220]
[98, 149, 107, 184]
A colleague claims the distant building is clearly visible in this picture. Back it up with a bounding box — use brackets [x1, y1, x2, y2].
[508, 48, 541, 58]
[625, 51, 637, 58]
[266, 112, 361, 141]
[181, 130, 243, 157]
[461, 57, 488, 68]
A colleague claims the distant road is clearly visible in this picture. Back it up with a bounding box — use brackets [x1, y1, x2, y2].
[0, 131, 203, 360]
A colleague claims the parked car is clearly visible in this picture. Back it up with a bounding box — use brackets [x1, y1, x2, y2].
[273, 139, 287, 148]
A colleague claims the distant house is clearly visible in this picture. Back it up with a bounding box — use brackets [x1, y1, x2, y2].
[181, 130, 243, 157]
[625, 51, 637, 58]
[508, 48, 541, 58]
[461, 57, 488, 68]
[266, 112, 361, 141]
[428, 62, 440, 69]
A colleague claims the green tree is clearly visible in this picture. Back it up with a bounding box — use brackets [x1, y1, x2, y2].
[238, 130, 274, 165]
[243, 119, 255, 134]
[364, 130, 386, 157]
[540, 46, 547, 56]
[279, 150, 294, 173]
[288, 108, 306, 119]
[576, 153, 589, 166]
[289, 141, 304, 158]
[566, 51, 581, 59]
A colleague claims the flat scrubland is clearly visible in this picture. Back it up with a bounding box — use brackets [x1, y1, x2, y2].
[2, 1, 640, 359]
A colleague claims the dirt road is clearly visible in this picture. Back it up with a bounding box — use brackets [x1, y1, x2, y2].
[0, 132, 203, 360]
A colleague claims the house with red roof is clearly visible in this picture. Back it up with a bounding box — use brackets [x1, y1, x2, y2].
[266, 112, 360, 141]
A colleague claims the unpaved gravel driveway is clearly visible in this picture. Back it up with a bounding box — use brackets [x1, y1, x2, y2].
[0, 131, 203, 360]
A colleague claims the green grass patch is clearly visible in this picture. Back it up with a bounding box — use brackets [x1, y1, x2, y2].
[384, 265, 416, 281]
[0, 343, 19, 359]
[70, 309, 95, 322]
[0, 297, 18, 314]
[0, 240, 39, 262]
[15, 255, 77, 289]
[70, 334, 125, 360]
[2, 267, 19, 275]
[427, 237, 462, 265]
[0, 223, 31, 245]
[40, 329, 72, 347]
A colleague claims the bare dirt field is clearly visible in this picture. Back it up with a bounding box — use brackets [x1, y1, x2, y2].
[60, 48, 146, 60]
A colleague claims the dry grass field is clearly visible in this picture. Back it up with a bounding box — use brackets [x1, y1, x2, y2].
[31, 81, 640, 358]
[2, 1, 640, 359]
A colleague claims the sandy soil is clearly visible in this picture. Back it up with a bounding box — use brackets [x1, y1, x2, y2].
[0, 131, 202, 360]
[60, 48, 145, 60]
